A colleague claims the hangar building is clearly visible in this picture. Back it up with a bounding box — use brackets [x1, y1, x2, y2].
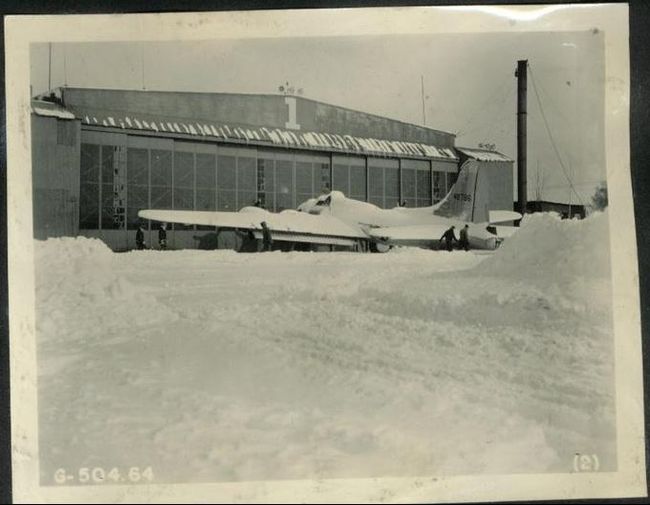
[31, 87, 514, 251]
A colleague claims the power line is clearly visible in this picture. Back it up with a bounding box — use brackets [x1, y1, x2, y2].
[421, 75, 426, 126]
[63, 45, 68, 87]
[48, 42, 52, 91]
[543, 181, 602, 190]
[141, 43, 146, 90]
[529, 64, 585, 207]
[530, 71, 573, 129]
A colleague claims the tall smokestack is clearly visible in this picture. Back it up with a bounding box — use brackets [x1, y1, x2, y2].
[516, 59, 528, 216]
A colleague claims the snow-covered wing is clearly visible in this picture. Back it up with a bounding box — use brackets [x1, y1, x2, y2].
[138, 207, 367, 244]
[139, 208, 269, 229]
[368, 224, 451, 243]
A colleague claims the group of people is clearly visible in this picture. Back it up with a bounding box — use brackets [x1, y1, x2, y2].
[135, 221, 274, 252]
[136, 220, 467, 253]
[135, 223, 167, 250]
[439, 224, 470, 252]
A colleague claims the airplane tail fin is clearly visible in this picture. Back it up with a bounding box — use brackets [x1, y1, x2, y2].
[434, 159, 481, 222]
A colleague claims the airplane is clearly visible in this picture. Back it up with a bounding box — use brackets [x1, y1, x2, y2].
[138, 160, 521, 252]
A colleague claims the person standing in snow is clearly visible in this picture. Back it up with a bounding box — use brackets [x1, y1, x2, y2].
[261, 221, 273, 252]
[439, 225, 457, 252]
[459, 224, 470, 251]
[158, 223, 167, 250]
[237, 229, 258, 253]
[135, 224, 146, 250]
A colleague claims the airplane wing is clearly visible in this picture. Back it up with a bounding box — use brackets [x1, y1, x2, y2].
[367, 224, 450, 244]
[368, 222, 505, 250]
[138, 207, 367, 247]
[139, 208, 268, 229]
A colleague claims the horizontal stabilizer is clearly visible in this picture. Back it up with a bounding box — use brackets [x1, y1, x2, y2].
[488, 210, 522, 225]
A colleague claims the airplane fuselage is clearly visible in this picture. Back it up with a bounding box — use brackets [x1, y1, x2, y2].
[294, 191, 499, 250]
[139, 160, 516, 252]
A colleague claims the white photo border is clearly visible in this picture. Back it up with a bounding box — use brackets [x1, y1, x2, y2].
[5, 4, 645, 502]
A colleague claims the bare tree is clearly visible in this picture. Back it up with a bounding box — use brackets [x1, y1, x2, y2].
[591, 181, 608, 211]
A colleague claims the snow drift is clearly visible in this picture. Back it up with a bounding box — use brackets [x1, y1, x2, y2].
[484, 211, 610, 280]
[34, 212, 615, 484]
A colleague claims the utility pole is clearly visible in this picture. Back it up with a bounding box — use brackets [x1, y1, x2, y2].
[63, 46, 68, 87]
[48, 42, 52, 91]
[421, 75, 426, 126]
[516, 60, 528, 217]
[141, 44, 146, 90]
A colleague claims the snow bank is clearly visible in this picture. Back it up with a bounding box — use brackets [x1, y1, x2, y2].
[33, 219, 616, 484]
[34, 237, 178, 350]
[482, 211, 610, 282]
[474, 211, 612, 314]
[35, 235, 113, 264]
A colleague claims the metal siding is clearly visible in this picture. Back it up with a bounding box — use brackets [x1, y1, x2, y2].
[431, 159, 459, 173]
[61, 124, 513, 250]
[81, 129, 128, 146]
[313, 101, 454, 147]
[31, 115, 81, 239]
[63, 87, 456, 147]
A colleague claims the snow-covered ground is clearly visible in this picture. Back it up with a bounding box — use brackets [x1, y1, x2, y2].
[34, 212, 615, 484]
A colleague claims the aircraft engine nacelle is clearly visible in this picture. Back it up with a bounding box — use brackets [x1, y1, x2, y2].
[369, 241, 391, 253]
[467, 225, 499, 250]
[468, 234, 498, 250]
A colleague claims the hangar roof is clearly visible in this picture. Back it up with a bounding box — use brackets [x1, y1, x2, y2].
[31, 99, 76, 120]
[31, 88, 460, 161]
[79, 112, 459, 161]
[456, 147, 513, 162]
[57, 87, 455, 145]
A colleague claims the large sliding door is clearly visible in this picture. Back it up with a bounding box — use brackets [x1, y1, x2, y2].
[257, 150, 331, 212]
[432, 160, 459, 203]
[368, 157, 399, 208]
[401, 159, 432, 207]
[332, 154, 366, 201]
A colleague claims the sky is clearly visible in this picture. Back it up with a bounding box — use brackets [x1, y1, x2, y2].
[31, 30, 606, 204]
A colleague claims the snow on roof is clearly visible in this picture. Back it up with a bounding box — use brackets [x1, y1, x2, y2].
[456, 147, 513, 162]
[80, 112, 459, 161]
[31, 100, 76, 120]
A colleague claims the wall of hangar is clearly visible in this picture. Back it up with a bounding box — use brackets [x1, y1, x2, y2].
[78, 130, 459, 235]
[32, 115, 81, 239]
